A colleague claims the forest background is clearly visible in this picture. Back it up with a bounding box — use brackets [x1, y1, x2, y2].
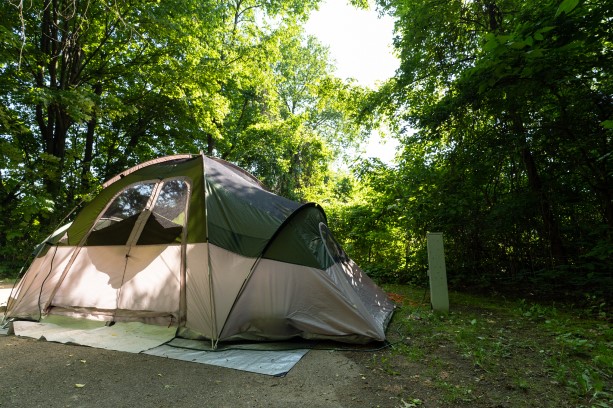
[0, 0, 611, 305]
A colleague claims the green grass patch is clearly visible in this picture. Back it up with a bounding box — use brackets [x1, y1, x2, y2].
[380, 284, 612, 407]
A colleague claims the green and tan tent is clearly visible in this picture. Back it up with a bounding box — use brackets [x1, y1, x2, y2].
[4, 154, 394, 346]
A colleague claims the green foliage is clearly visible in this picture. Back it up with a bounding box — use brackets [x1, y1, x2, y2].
[315, 165, 415, 284]
[0, 0, 370, 273]
[555, 0, 580, 17]
[355, 0, 613, 297]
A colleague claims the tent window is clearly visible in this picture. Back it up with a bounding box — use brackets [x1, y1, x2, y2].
[86, 182, 156, 246]
[137, 179, 189, 245]
[319, 223, 349, 264]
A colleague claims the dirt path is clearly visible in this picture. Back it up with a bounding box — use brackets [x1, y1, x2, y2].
[0, 335, 397, 408]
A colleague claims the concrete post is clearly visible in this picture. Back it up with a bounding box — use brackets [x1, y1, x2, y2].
[427, 232, 449, 313]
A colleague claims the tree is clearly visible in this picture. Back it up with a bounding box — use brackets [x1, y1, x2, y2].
[2, 0, 382, 276]
[362, 0, 613, 293]
[215, 25, 369, 200]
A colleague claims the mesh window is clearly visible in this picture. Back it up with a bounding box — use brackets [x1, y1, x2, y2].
[87, 182, 156, 245]
[319, 223, 349, 264]
[137, 179, 189, 245]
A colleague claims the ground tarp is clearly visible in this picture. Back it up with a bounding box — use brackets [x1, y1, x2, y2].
[7, 316, 309, 376]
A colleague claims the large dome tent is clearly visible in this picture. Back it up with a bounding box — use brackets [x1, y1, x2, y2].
[3, 154, 394, 347]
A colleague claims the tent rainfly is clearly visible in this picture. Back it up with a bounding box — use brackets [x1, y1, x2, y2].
[3, 154, 394, 346]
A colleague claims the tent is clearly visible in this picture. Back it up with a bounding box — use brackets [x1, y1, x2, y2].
[3, 154, 394, 347]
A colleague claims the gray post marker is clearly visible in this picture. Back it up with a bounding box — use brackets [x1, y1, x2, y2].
[427, 232, 449, 312]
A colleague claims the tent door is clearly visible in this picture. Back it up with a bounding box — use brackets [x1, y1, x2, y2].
[114, 178, 190, 323]
[45, 178, 191, 325]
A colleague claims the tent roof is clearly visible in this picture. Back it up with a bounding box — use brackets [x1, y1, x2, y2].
[66, 154, 329, 265]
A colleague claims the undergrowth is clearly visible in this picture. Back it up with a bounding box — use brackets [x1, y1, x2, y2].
[379, 285, 612, 408]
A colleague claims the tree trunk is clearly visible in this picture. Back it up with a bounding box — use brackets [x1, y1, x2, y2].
[37, 0, 78, 196]
[510, 111, 566, 264]
[601, 187, 613, 234]
[207, 133, 214, 156]
[81, 83, 103, 191]
[518, 147, 566, 261]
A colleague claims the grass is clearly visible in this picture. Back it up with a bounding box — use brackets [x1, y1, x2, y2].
[0, 278, 17, 288]
[376, 284, 612, 408]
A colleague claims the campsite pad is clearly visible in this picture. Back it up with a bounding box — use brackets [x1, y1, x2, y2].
[10, 316, 309, 376]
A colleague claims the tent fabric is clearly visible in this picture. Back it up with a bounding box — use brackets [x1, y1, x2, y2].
[3, 154, 394, 346]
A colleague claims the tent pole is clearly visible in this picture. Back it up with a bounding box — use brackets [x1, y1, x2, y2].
[201, 154, 218, 349]
[207, 241, 217, 350]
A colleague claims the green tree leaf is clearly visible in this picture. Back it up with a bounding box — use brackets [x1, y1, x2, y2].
[555, 0, 580, 17]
